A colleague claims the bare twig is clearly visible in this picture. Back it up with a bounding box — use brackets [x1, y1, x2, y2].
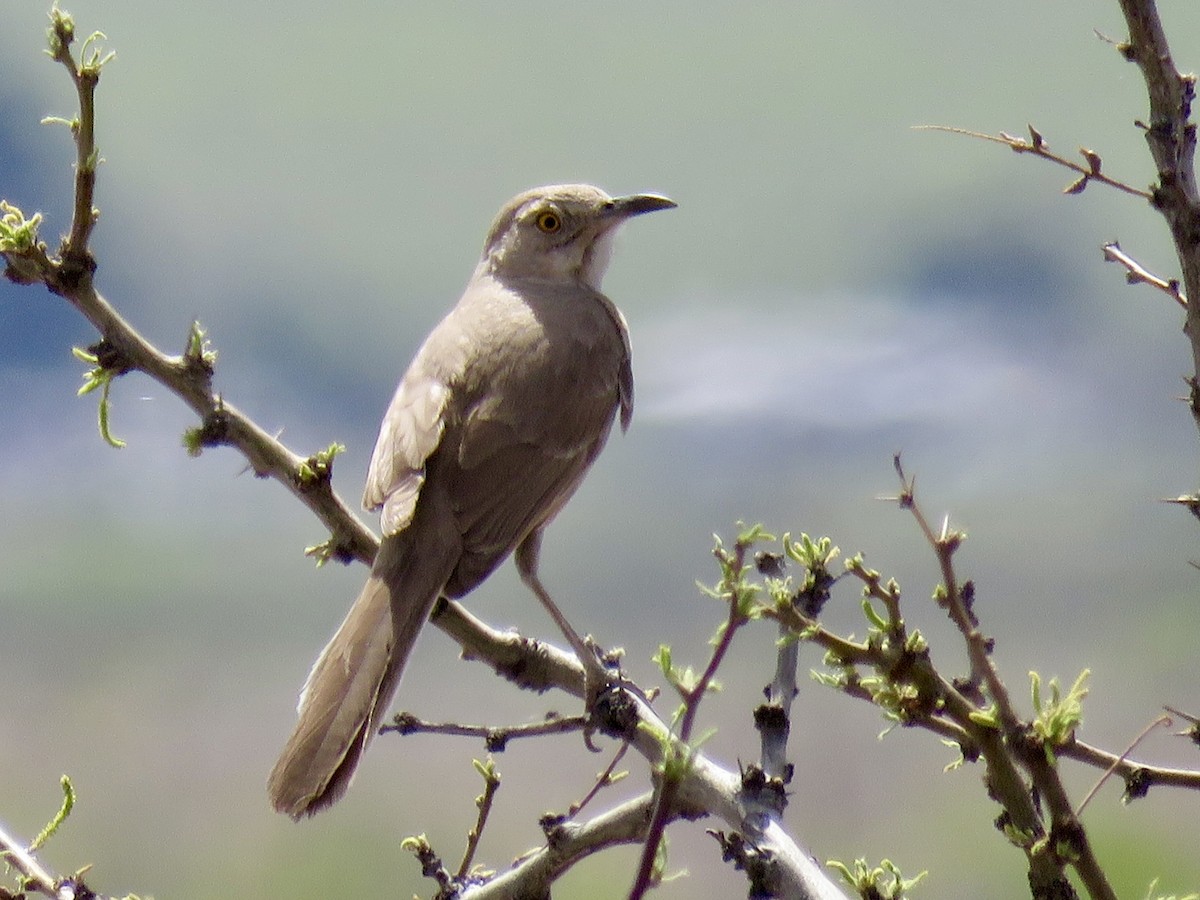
[1102, 241, 1188, 307]
[915, 124, 1153, 199]
[0, 822, 58, 898]
[457, 759, 501, 882]
[1062, 737, 1200, 793]
[381, 711, 587, 750]
[568, 740, 631, 818]
[1075, 715, 1173, 815]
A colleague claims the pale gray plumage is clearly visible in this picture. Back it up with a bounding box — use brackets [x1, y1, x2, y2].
[268, 184, 675, 818]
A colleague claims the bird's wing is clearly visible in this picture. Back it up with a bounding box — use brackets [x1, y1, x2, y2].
[445, 423, 612, 596]
[362, 373, 451, 537]
[439, 354, 621, 596]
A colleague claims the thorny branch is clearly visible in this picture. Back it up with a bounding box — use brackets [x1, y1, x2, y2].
[926, 1, 1200, 447]
[0, 819, 120, 900]
[1102, 240, 1188, 307]
[380, 711, 588, 750]
[915, 124, 1153, 199]
[628, 532, 759, 900]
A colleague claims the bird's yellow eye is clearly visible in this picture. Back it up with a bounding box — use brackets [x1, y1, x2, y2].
[535, 210, 562, 234]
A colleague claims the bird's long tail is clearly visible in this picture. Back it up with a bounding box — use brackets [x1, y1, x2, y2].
[268, 498, 460, 818]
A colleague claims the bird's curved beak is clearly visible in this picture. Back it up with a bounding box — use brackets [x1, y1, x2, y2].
[607, 193, 677, 219]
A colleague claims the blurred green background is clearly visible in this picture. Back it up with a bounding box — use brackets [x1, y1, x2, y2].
[3, 2, 1200, 897]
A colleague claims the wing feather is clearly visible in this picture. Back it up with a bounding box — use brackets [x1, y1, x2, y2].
[363, 377, 450, 536]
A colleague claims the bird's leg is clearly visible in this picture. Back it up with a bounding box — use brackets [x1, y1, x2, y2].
[515, 531, 608, 693]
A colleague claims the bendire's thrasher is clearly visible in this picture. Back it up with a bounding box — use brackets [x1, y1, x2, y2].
[268, 184, 675, 818]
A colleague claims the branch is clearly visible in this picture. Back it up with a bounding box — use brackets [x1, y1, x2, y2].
[756, 552, 801, 781]
[43, 8, 107, 275]
[890, 458, 1115, 900]
[1062, 737, 1200, 794]
[0, 819, 128, 900]
[915, 124, 1153, 199]
[424, 599, 848, 899]
[1102, 240, 1188, 307]
[630, 530, 758, 900]
[0, 823, 58, 898]
[380, 711, 587, 750]
[1113, 0, 1200, 438]
[460, 794, 655, 900]
[0, 9, 380, 569]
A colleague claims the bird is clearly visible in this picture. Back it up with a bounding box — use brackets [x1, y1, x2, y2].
[268, 183, 676, 818]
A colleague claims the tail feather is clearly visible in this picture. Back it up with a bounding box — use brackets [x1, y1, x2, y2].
[268, 495, 461, 818]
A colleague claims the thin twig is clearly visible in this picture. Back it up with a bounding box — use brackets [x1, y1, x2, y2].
[380, 711, 587, 749]
[45, 10, 103, 268]
[1102, 241, 1188, 307]
[568, 740, 631, 818]
[0, 822, 58, 897]
[457, 759, 501, 881]
[916, 124, 1153, 199]
[1076, 715, 1173, 815]
[1115, 0, 1200, 445]
[1061, 737, 1200, 792]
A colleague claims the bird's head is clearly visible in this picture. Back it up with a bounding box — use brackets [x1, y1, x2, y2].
[481, 184, 675, 290]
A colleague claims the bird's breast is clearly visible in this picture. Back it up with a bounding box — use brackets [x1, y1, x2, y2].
[448, 278, 630, 456]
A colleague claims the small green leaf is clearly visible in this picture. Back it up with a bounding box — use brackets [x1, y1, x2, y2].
[79, 30, 115, 73]
[472, 757, 499, 783]
[97, 378, 125, 448]
[941, 740, 966, 772]
[827, 856, 928, 899]
[0, 201, 44, 252]
[30, 775, 75, 852]
[400, 833, 430, 853]
[184, 320, 218, 369]
[653, 644, 673, 677]
[296, 442, 346, 486]
[72, 347, 126, 447]
[45, 5, 76, 59]
[304, 540, 336, 568]
[1030, 669, 1090, 748]
[862, 597, 888, 630]
[735, 521, 775, 546]
[968, 705, 1000, 729]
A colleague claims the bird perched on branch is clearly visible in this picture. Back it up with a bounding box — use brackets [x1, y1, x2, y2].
[268, 183, 675, 818]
